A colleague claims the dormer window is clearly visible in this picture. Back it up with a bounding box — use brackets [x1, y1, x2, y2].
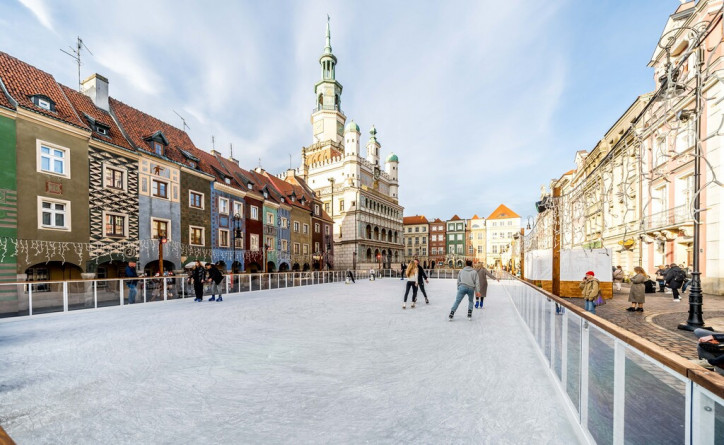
[30, 95, 55, 112]
[224, 177, 231, 184]
[152, 142, 164, 156]
[247, 183, 253, 190]
[95, 124, 110, 136]
[281, 197, 285, 203]
[143, 131, 169, 157]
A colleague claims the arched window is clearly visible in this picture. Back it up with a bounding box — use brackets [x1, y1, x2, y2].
[374, 227, 380, 240]
[366, 248, 372, 261]
[318, 93, 323, 109]
[366, 225, 372, 239]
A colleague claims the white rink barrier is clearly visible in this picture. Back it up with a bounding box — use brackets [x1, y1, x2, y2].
[501, 278, 724, 445]
[0, 268, 469, 319]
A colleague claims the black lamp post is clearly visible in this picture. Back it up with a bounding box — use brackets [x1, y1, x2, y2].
[353, 251, 357, 271]
[157, 235, 167, 275]
[232, 213, 241, 273]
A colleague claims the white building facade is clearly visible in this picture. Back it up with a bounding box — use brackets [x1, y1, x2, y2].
[298, 20, 404, 270]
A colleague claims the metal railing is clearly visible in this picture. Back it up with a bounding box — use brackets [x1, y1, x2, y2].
[0, 269, 465, 319]
[500, 278, 724, 444]
[642, 204, 692, 230]
[312, 104, 343, 114]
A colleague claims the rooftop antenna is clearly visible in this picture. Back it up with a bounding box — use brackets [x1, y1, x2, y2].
[229, 143, 234, 159]
[258, 157, 262, 169]
[173, 110, 191, 132]
[289, 153, 292, 169]
[60, 36, 93, 92]
[211, 135, 215, 151]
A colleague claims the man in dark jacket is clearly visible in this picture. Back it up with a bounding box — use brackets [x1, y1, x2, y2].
[125, 261, 139, 304]
[206, 263, 225, 302]
[665, 263, 686, 302]
[414, 259, 429, 304]
[400, 262, 406, 280]
[191, 261, 206, 302]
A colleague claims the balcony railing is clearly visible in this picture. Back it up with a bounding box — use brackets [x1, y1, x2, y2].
[642, 204, 692, 231]
[312, 104, 343, 114]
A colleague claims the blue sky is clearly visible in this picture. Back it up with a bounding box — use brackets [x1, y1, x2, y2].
[0, 0, 678, 220]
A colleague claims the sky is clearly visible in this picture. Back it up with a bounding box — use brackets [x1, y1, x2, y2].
[0, 0, 679, 221]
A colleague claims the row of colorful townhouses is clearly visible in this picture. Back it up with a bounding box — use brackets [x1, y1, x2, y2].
[0, 51, 334, 287]
[401, 205, 521, 269]
[529, 0, 724, 294]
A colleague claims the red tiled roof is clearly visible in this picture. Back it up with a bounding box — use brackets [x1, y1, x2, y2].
[432, 218, 443, 223]
[487, 204, 520, 220]
[110, 97, 192, 165]
[262, 171, 311, 212]
[403, 215, 428, 225]
[0, 82, 13, 110]
[0, 51, 87, 128]
[60, 84, 133, 150]
[449, 215, 461, 221]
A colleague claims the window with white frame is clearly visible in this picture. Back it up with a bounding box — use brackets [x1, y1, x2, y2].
[152, 179, 168, 199]
[294, 242, 300, 254]
[314, 242, 320, 253]
[219, 197, 229, 214]
[456, 234, 462, 240]
[448, 234, 454, 240]
[293, 221, 300, 232]
[250, 234, 259, 251]
[314, 223, 320, 233]
[477, 246, 483, 254]
[448, 245, 454, 253]
[219, 229, 229, 247]
[314, 204, 320, 216]
[303, 244, 309, 255]
[266, 212, 274, 225]
[235, 232, 244, 249]
[151, 218, 169, 239]
[281, 217, 288, 229]
[190, 226, 204, 245]
[303, 224, 309, 234]
[233, 201, 243, 217]
[281, 239, 288, 252]
[39, 197, 70, 230]
[104, 165, 125, 190]
[103, 212, 127, 237]
[37, 141, 69, 177]
[251, 206, 259, 220]
[189, 191, 204, 209]
[266, 236, 274, 250]
[325, 225, 330, 235]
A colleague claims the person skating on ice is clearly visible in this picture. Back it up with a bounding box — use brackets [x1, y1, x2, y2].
[449, 260, 480, 320]
[205, 262, 225, 302]
[414, 259, 430, 304]
[402, 260, 418, 309]
[475, 264, 498, 309]
[191, 260, 206, 302]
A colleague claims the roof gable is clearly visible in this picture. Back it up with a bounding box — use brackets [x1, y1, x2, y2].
[487, 204, 520, 220]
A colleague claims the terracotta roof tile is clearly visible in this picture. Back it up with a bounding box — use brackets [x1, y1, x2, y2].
[0, 51, 87, 128]
[0, 81, 13, 110]
[110, 97, 193, 166]
[60, 84, 133, 150]
[449, 215, 461, 221]
[403, 215, 428, 225]
[486, 204, 520, 220]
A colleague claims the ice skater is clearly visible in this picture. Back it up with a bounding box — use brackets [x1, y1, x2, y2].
[400, 262, 406, 280]
[414, 259, 429, 304]
[191, 261, 206, 302]
[449, 260, 480, 320]
[206, 262, 225, 301]
[402, 260, 418, 309]
[347, 270, 355, 283]
[475, 265, 498, 309]
[124, 261, 139, 304]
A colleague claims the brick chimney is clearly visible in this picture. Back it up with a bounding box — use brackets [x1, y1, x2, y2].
[81, 73, 109, 111]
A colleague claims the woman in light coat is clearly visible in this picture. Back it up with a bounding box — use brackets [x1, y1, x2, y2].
[475, 266, 498, 309]
[402, 261, 418, 309]
[627, 266, 647, 312]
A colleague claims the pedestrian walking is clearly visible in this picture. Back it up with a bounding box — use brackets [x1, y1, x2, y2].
[627, 266, 647, 312]
[191, 261, 206, 302]
[613, 265, 624, 292]
[449, 260, 480, 321]
[400, 262, 406, 280]
[665, 263, 686, 302]
[124, 261, 139, 304]
[402, 261, 418, 309]
[414, 259, 429, 304]
[205, 262, 225, 302]
[681, 266, 692, 292]
[579, 271, 600, 314]
[475, 265, 498, 309]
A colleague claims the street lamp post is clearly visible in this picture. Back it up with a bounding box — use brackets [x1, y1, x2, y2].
[376, 253, 381, 271]
[264, 243, 270, 274]
[232, 213, 241, 274]
[352, 251, 357, 272]
[157, 235, 167, 275]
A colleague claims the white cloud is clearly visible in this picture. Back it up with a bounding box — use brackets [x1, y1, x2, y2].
[17, 0, 53, 31]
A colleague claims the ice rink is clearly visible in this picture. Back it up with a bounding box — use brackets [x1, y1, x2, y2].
[0, 278, 581, 444]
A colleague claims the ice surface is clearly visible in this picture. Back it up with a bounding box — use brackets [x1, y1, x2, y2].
[0, 278, 582, 444]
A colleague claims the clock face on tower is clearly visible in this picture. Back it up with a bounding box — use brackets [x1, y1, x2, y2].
[374, 167, 380, 179]
[337, 122, 344, 136]
[314, 120, 324, 135]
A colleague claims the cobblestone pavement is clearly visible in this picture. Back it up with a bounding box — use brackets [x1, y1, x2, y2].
[567, 284, 724, 360]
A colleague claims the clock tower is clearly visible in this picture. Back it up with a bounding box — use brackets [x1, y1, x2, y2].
[311, 17, 346, 145]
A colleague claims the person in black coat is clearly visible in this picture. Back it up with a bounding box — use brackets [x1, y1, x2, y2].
[414, 259, 429, 304]
[205, 263, 225, 302]
[400, 262, 406, 280]
[191, 261, 206, 302]
[664, 263, 686, 302]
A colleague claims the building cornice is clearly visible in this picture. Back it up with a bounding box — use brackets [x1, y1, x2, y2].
[0, 107, 15, 119]
[214, 182, 248, 198]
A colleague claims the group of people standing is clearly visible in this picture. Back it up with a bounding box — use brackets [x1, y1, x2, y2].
[190, 261, 225, 302]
